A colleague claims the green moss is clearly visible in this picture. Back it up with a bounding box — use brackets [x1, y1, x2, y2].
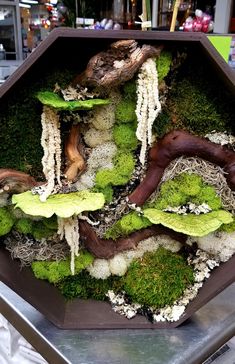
[31, 250, 94, 283]
[92, 185, 113, 203]
[0, 69, 75, 176]
[219, 217, 235, 233]
[151, 173, 221, 211]
[153, 109, 171, 138]
[123, 247, 195, 308]
[14, 215, 57, 238]
[113, 124, 138, 151]
[105, 211, 152, 240]
[0, 207, 15, 236]
[115, 99, 137, 124]
[32, 221, 56, 240]
[42, 215, 58, 230]
[156, 50, 172, 82]
[95, 151, 135, 189]
[14, 218, 33, 235]
[168, 78, 231, 135]
[57, 270, 123, 300]
[122, 79, 137, 100]
[191, 186, 222, 211]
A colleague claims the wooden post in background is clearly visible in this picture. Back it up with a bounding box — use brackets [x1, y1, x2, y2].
[170, 0, 180, 32]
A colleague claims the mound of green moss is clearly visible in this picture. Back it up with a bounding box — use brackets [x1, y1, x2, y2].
[153, 109, 171, 138]
[113, 124, 138, 151]
[95, 151, 135, 189]
[57, 270, 123, 300]
[92, 185, 114, 204]
[169, 79, 230, 134]
[115, 99, 137, 124]
[122, 79, 137, 100]
[156, 50, 172, 82]
[151, 173, 222, 211]
[14, 215, 58, 240]
[31, 250, 94, 284]
[0, 207, 15, 237]
[105, 211, 152, 240]
[124, 247, 195, 308]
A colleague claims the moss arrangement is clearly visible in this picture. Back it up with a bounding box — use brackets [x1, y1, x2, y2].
[36, 247, 195, 309]
[123, 247, 195, 308]
[1, 40, 235, 324]
[14, 216, 58, 240]
[156, 50, 172, 82]
[113, 124, 138, 151]
[115, 99, 137, 124]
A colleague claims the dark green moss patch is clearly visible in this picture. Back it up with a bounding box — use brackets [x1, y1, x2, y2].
[57, 270, 123, 301]
[123, 247, 195, 308]
[0, 69, 75, 177]
[164, 55, 235, 135]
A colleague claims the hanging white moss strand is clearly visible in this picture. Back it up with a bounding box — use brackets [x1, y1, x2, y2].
[40, 106, 62, 202]
[136, 58, 162, 165]
[57, 216, 80, 275]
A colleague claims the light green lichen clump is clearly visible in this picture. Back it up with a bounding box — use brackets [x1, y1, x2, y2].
[156, 50, 172, 82]
[115, 99, 137, 124]
[95, 151, 135, 188]
[151, 173, 222, 211]
[124, 247, 195, 308]
[105, 211, 152, 240]
[31, 250, 94, 283]
[113, 124, 138, 151]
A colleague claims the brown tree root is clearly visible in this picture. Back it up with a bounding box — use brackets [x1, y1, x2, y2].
[64, 124, 85, 182]
[79, 220, 186, 259]
[129, 130, 235, 206]
[0, 169, 38, 195]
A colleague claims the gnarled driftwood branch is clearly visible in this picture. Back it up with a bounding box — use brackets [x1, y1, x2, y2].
[129, 130, 235, 206]
[79, 220, 186, 259]
[64, 124, 85, 182]
[0, 169, 37, 195]
[73, 40, 163, 88]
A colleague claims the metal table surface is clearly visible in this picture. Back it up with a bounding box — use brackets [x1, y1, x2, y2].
[0, 281, 235, 364]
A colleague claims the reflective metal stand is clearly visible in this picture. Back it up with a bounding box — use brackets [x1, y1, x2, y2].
[0, 282, 235, 364]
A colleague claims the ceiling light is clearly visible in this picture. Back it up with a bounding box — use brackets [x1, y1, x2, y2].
[19, 3, 31, 7]
[21, 0, 38, 4]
